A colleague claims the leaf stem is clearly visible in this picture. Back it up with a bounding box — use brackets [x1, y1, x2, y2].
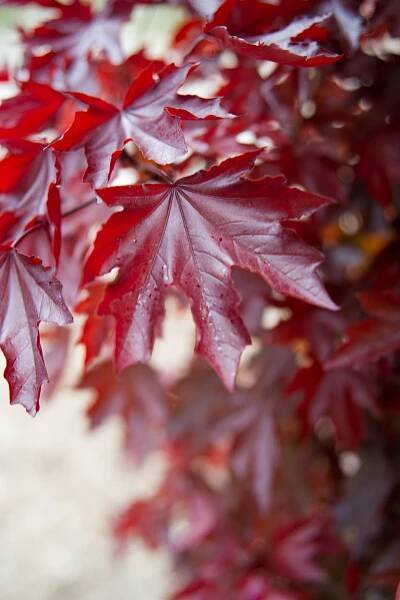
[122, 151, 174, 184]
[13, 156, 171, 248]
[13, 197, 98, 248]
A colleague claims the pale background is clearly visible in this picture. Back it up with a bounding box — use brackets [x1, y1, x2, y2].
[0, 351, 172, 600]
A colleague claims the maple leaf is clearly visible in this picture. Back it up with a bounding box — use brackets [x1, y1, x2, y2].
[0, 80, 65, 139]
[211, 345, 294, 510]
[170, 345, 294, 511]
[84, 151, 335, 388]
[53, 63, 231, 187]
[288, 361, 379, 448]
[1, 0, 400, 594]
[271, 303, 345, 362]
[23, 0, 132, 90]
[0, 248, 72, 414]
[0, 140, 61, 259]
[271, 516, 327, 583]
[327, 291, 400, 369]
[94, 51, 166, 104]
[169, 359, 232, 458]
[114, 469, 218, 551]
[205, 0, 341, 67]
[79, 360, 166, 463]
[0, 141, 58, 218]
[75, 281, 111, 366]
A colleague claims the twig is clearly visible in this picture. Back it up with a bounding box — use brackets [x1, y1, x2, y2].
[13, 156, 172, 248]
[13, 197, 98, 248]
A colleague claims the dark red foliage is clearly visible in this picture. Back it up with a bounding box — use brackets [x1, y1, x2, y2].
[0, 248, 72, 414]
[83, 151, 334, 388]
[79, 359, 167, 463]
[0, 0, 399, 597]
[0, 80, 65, 138]
[0, 140, 61, 257]
[53, 63, 231, 187]
[327, 291, 400, 368]
[204, 0, 342, 67]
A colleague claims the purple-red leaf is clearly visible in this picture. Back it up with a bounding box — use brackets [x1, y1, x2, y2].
[79, 359, 166, 463]
[272, 516, 327, 583]
[75, 281, 110, 366]
[23, 0, 131, 90]
[53, 63, 231, 187]
[327, 291, 400, 369]
[0, 140, 61, 259]
[84, 151, 335, 389]
[0, 248, 72, 414]
[205, 0, 341, 67]
[289, 361, 379, 448]
[0, 80, 65, 138]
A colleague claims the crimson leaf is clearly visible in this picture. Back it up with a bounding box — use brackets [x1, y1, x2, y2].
[22, 0, 133, 90]
[0, 248, 72, 414]
[205, 0, 341, 67]
[288, 361, 379, 448]
[327, 291, 400, 369]
[0, 80, 65, 139]
[0, 140, 61, 259]
[79, 359, 166, 463]
[75, 281, 111, 366]
[84, 151, 335, 389]
[53, 63, 231, 187]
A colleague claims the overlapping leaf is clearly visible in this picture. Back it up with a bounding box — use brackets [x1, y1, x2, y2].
[23, 0, 132, 90]
[0, 248, 72, 414]
[289, 361, 379, 448]
[0, 81, 65, 139]
[327, 291, 400, 369]
[53, 63, 231, 187]
[205, 0, 341, 67]
[79, 359, 166, 463]
[0, 140, 61, 258]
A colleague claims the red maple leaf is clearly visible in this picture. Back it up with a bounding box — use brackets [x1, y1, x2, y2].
[94, 51, 166, 104]
[23, 0, 134, 90]
[79, 359, 166, 463]
[114, 469, 218, 551]
[53, 63, 231, 187]
[0, 140, 61, 259]
[211, 346, 295, 511]
[271, 303, 345, 362]
[205, 0, 341, 67]
[83, 151, 335, 389]
[0, 80, 65, 139]
[0, 248, 72, 414]
[271, 516, 327, 583]
[327, 291, 400, 369]
[75, 281, 111, 366]
[288, 361, 379, 448]
[164, 348, 294, 511]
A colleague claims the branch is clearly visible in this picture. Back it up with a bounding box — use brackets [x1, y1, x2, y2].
[13, 197, 98, 248]
[13, 157, 172, 248]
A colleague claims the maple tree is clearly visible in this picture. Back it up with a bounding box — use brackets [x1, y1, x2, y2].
[0, 0, 400, 597]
